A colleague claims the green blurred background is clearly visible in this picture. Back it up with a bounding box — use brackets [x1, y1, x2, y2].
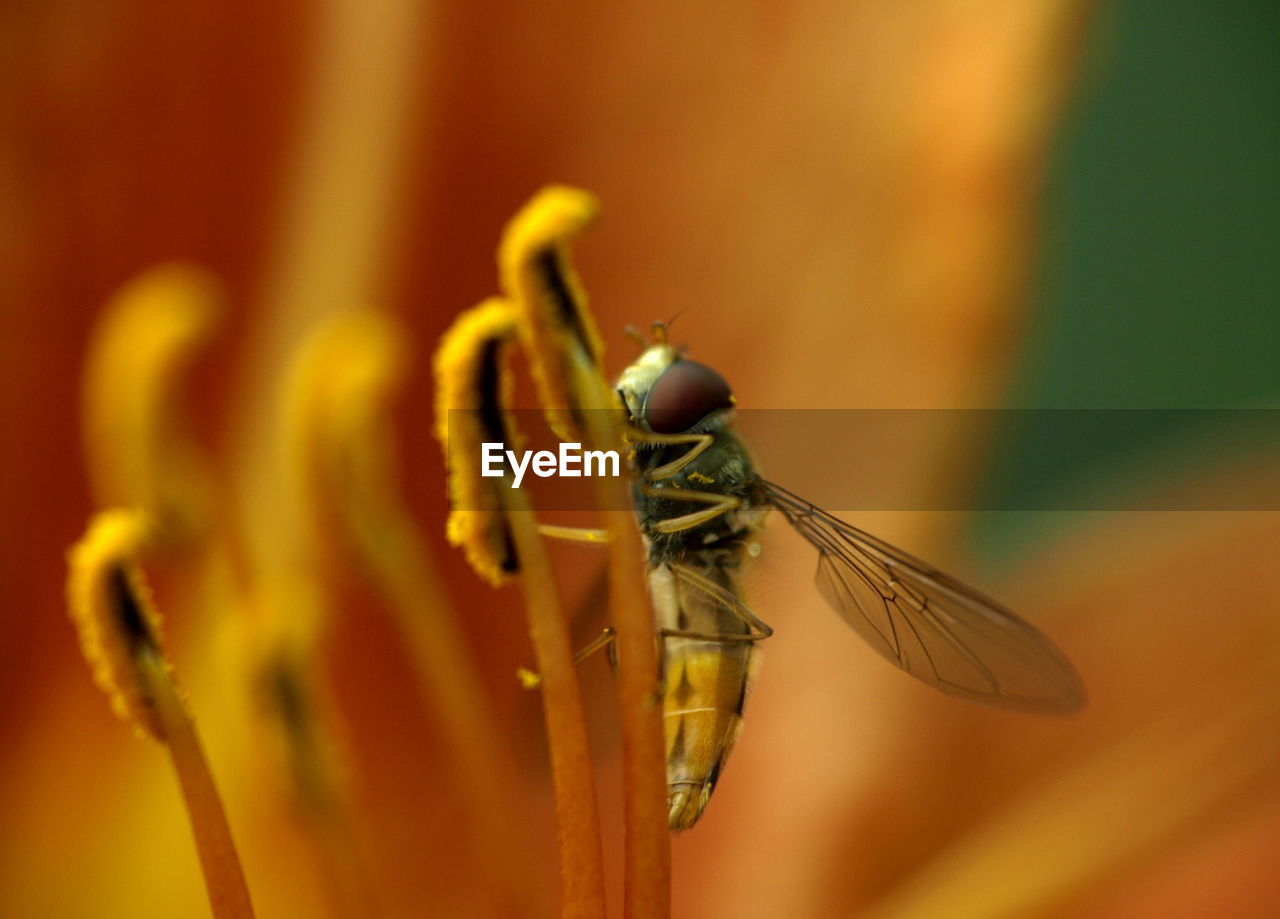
[978, 0, 1280, 563]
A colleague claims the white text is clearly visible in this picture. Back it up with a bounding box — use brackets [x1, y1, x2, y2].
[481, 442, 621, 488]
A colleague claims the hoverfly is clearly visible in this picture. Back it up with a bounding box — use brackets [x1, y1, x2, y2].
[613, 323, 1085, 830]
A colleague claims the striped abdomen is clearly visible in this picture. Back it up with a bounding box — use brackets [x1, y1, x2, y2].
[649, 558, 760, 830]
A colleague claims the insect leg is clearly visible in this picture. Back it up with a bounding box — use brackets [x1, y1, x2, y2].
[637, 484, 740, 533]
[624, 324, 649, 348]
[666, 562, 774, 641]
[572, 627, 617, 664]
[629, 431, 715, 481]
[536, 524, 610, 544]
[658, 626, 765, 644]
[517, 627, 617, 689]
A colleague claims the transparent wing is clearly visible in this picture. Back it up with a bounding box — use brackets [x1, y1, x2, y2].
[763, 480, 1085, 713]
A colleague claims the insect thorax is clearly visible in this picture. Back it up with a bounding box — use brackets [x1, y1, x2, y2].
[632, 426, 768, 565]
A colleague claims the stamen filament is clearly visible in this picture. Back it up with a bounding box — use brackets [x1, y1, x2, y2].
[141, 648, 257, 919]
[500, 187, 671, 918]
[291, 309, 534, 914]
[436, 302, 607, 918]
[503, 486, 610, 919]
[567, 345, 671, 919]
[67, 511, 256, 919]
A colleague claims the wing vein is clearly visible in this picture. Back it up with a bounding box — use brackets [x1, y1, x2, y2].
[762, 480, 1085, 713]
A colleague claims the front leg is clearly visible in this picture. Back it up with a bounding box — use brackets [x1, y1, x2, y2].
[629, 430, 715, 481]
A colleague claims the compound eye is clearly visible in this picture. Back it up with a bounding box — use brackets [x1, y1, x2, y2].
[644, 360, 734, 433]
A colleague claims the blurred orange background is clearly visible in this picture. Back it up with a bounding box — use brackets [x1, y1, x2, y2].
[4, 2, 1280, 917]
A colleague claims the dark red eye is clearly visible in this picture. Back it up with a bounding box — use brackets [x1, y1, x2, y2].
[644, 360, 734, 433]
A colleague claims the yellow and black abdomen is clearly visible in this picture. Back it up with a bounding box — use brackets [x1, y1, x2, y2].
[649, 555, 761, 830]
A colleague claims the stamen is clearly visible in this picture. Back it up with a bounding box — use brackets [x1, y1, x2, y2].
[287, 308, 534, 914]
[433, 299, 523, 585]
[498, 185, 605, 441]
[499, 186, 671, 917]
[81, 263, 222, 544]
[435, 299, 608, 918]
[66, 510, 256, 919]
